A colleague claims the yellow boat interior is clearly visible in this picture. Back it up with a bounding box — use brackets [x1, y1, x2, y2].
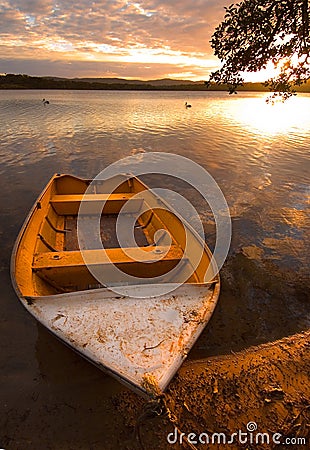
[13, 174, 216, 297]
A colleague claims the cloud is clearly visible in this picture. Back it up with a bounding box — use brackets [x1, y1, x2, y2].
[0, 0, 229, 79]
[0, 57, 217, 79]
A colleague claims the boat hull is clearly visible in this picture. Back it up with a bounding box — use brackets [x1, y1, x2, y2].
[11, 173, 220, 397]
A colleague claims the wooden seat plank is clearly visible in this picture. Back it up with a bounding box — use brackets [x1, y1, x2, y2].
[33, 246, 184, 270]
[50, 193, 143, 215]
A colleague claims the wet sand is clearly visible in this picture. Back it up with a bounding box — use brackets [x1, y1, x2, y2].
[115, 331, 310, 450]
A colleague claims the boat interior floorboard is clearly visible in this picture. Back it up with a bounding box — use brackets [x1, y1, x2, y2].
[65, 214, 149, 251]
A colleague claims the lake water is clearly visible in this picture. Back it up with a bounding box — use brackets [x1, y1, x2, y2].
[0, 90, 309, 448]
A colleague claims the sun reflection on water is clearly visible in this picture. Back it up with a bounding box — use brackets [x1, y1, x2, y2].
[230, 94, 310, 135]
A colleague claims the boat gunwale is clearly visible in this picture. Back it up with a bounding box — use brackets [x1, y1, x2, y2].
[10, 173, 62, 299]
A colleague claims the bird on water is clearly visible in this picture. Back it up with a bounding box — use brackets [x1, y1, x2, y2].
[42, 98, 49, 105]
[185, 102, 192, 108]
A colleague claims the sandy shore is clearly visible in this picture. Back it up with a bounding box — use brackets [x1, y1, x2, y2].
[114, 331, 310, 449]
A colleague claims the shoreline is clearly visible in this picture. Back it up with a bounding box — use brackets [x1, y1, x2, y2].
[1, 74, 310, 93]
[1, 86, 310, 93]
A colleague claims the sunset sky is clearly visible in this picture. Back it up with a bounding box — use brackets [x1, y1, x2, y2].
[0, 0, 272, 81]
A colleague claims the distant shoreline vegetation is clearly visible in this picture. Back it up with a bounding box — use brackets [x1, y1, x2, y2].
[0, 73, 309, 92]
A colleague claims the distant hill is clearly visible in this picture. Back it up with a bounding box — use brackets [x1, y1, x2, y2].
[1, 73, 309, 92]
[0, 74, 205, 90]
[42, 76, 202, 87]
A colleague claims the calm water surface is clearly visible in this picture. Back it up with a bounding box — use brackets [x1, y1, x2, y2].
[0, 90, 309, 449]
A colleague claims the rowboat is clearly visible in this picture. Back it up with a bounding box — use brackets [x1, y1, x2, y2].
[11, 173, 220, 397]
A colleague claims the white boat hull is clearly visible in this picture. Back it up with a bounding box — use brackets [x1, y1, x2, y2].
[22, 283, 219, 397]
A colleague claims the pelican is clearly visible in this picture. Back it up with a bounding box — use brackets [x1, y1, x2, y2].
[185, 102, 192, 108]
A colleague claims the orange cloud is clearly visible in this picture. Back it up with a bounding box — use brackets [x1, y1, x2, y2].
[0, 0, 229, 79]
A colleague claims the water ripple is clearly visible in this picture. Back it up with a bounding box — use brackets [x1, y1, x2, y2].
[0, 90, 309, 268]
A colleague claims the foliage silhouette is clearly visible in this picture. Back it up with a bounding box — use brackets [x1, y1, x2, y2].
[207, 0, 309, 101]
